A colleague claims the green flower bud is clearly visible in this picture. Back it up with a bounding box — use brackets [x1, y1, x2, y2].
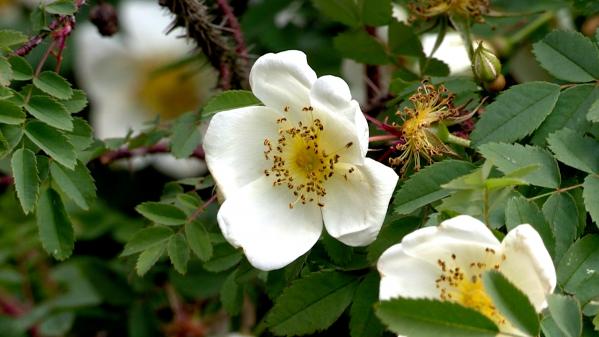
[472, 42, 502, 82]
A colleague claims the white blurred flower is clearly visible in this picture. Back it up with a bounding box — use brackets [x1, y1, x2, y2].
[75, 1, 217, 178]
[378, 215, 556, 335]
[204, 50, 398, 271]
[422, 32, 471, 75]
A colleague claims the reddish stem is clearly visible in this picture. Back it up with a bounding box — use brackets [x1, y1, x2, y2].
[215, 0, 249, 66]
[364, 113, 403, 137]
[0, 175, 13, 186]
[99, 143, 205, 165]
[369, 134, 400, 143]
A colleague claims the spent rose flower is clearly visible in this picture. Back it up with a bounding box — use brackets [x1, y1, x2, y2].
[203, 50, 399, 271]
[377, 215, 556, 336]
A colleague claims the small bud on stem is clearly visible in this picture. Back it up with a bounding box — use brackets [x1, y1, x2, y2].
[472, 42, 502, 82]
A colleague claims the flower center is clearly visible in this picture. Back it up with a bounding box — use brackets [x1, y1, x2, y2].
[435, 249, 507, 326]
[263, 106, 353, 209]
[136, 61, 202, 121]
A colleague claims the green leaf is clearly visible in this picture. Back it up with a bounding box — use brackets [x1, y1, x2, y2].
[505, 196, 555, 257]
[547, 294, 582, 337]
[11, 148, 39, 214]
[583, 175, 599, 226]
[547, 128, 599, 174]
[66, 117, 94, 152]
[32, 71, 73, 100]
[349, 272, 384, 337]
[44, 0, 77, 15]
[201, 90, 260, 119]
[0, 56, 13, 87]
[50, 161, 96, 210]
[220, 269, 243, 315]
[25, 121, 76, 169]
[0, 130, 8, 158]
[0, 30, 28, 49]
[0, 100, 25, 124]
[333, 30, 389, 65]
[60, 89, 88, 114]
[388, 20, 423, 57]
[135, 244, 165, 276]
[8, 56, 32, 81]
[167, 233, 189, 274]
[543, 193, 578, 263]
[482, 270, 540, 336]
[422, 57, 450, 77]
[170, 112, 202, 159]
[542, 316, 569, 337]
[25, 95, 72, 131]
[532, 30, 599, 82]
[265, 271, 359, 336]
[0, 124, 23, 151]
[321, 231, 353, 265]
[479, 143, 560, 188]
[394, 160, 476, 214]
[557, 235, 599, 293]
[375, 298, 499, 337]
[39, 312, 75, 336]
[203, 244, 242, 272]
[135, 202, 187, 226]
[36, 187, 74, 260]
[121, 226, 174, 256]
[471, 82, 560, 146]
[532, 84, 599, 144]
[367, 216, 419, 262]
[587, 98, 599, 122]
[185, 220, 212, 261]
[311, 0, 360, 27]
[358, 0, 390, 26]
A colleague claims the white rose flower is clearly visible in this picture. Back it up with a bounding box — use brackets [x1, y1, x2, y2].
[377, 215, 556, 336]
[203, 50, 399, 271]
[75, 1, 216, 178]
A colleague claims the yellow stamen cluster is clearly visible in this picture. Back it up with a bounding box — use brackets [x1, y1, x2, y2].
[136, 62, 202, 120]
[390, 82, 458, 174]
[263, 106, 353, 209]
[409, 0, 490, 22]
[435, 248, 508, 326]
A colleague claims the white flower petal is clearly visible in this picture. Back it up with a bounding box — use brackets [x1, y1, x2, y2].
[151, 155, 207, 178]
[500, 224, 557, 311]
[75, 25, 134, 99]
[217, 176, 323, 271]
[422, 32, 471, 75]
[401, 215, 501, 254]
[121, 1, 190, 57]
[249, 50, 316, 113]
[309, 75, 369, 157]
[90, 99, 146, 139]
[203, 106, 281, 199]
[322, 158, 398, 246]
[378, 243, 442, 300]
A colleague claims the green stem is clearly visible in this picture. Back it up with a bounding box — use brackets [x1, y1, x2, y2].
[528, 183, 584, 201]
[445, 134, 471, 147]
[505, 11, 554, 47]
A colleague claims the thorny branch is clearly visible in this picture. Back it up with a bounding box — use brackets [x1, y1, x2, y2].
[159, 0, 249, 90]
